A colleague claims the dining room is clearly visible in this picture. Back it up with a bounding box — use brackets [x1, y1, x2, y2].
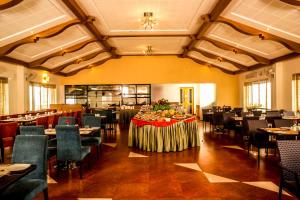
[0, 0, 300, 200]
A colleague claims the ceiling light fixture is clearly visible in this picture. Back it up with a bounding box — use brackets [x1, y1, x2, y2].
[139, 12, 158, 30]
[143, 45, 153, 55]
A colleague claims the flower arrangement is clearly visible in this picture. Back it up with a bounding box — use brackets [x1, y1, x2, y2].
[153, 98, 171, 111]
[65, 119, 71, 125]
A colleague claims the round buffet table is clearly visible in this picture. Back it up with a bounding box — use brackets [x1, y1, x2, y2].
[128, 117, 200, 152]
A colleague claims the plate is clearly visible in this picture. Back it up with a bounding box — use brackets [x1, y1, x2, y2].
[7, 164, 31, 172]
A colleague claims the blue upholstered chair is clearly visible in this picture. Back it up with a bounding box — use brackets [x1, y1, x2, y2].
[20, 125, 56, 159]
[0, 135, 48, 200]
[81, 116, 102, 159]
[20, 125, 45, 135]
[56, 125, 91, 179]
[58, 116, 76, 125]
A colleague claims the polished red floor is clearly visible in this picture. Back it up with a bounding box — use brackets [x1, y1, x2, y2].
[39, 122, 296, 200]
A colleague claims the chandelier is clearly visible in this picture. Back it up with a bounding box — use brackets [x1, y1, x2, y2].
[143, 45, 153, 55]
[139, 12, 157, 30]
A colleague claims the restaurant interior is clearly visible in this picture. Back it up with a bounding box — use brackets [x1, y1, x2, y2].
[0, 0, 300, 199]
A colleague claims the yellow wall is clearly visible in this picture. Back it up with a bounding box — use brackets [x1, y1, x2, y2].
[61, 56, 240, 107]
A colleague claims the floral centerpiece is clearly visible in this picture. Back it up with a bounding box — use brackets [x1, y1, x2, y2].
[153, 98, 171, 111]
[134, 98, 190, 122]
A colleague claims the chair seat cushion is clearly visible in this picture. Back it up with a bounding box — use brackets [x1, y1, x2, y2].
[0, 179, 47, 200]
[81, 146, 91, 160]
[81, 137, 101, 146]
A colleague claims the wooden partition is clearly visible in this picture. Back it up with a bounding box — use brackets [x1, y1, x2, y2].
[50, 104, 83, 112]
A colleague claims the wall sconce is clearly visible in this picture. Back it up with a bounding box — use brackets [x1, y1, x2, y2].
[42, 73, 50, 83]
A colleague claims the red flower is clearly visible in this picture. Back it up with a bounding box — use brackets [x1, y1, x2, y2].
[65, 119, 71, 125]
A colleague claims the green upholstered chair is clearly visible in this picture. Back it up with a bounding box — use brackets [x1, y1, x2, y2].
[55, 125, 91, 179]
[81, 116, 102, 159]
[57, 116, 76, 125]
[0, 135, 48, 200]
[20, 125, 56, 159]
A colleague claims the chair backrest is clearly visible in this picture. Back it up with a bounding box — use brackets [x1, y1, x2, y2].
[222, 112, 235, 123]
[274, 119, 294, 128]
[12, 135, 48, 180]
[36, 116, 48, 129]
[55, 125, 82, 161]
[0, 122, 18, 145]
[101, 110, 115, 123]
[266, 110, 281, 117]
[247, 119, 268, 133]
[266, 116, 282, 127]
[83, 116, 101, 128]
[252, 110, 262, 117]
[20, 125, 45, 135]
[233, 107, 243, 116]
[283, 111, 295, 117]
[58, 116, 76, 125]
[241, 112, 250, 117]
[212, 111, 223, 125]
[277, 140, 300, 180]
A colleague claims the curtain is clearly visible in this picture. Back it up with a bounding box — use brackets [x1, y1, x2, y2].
[0, 77, 8, 115]
[293, 74, 300, 112]
[244, 80, 271, 109]
[29, 82, 56, 111]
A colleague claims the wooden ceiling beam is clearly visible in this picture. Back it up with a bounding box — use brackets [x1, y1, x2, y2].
[0, 56, 28, 67]
[106, 34, 192, 38]
[236, 52, 300, 74]
[0, 19, 83, 56]
[62, 57, 112, 76]
[191, 48, 247, 71]
[187, 55, 236, 75]
[28, 39, 97, 67]
[215, 17, 300, 53]
[0, 0, 23, 10]
[62, 0, 119, 58]
[199, 36, 271, 65]
[50, 50, 108, 73]
[279, 0, 300, 6]
[181, 0, 232, 57]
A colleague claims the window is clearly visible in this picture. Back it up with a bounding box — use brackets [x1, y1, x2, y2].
[29, 82, 56, 111]
[0, 77, 9, 115]
[199, 83, 216, 108]
[244, 80, 271, 109]
[292, 74, 300, 112]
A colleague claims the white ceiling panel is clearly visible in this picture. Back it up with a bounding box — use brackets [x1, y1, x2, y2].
[188, 51, 240, 72]
[76, 0, 218, 35]
[61, 52, 111, 73]
[0, 0, 74, 47]
[108, 36, 190, 55]
[206, 23, 292, 59]
[195, 40, 258, 66]
[222, 0, 300, 43]
[7, 25, 92, 62]
[42, 42, 104, 69]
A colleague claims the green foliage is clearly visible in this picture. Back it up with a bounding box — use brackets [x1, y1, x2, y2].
[153, 104, 171, 111]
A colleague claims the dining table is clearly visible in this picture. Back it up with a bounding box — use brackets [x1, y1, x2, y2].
[0, 164, 36, 193]
[128, 116, 200, 152]
[45, 127, 100, 135]
[258, 127, 299, 139]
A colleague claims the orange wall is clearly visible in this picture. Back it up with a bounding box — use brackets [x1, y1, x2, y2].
[61, 56, 240, 107]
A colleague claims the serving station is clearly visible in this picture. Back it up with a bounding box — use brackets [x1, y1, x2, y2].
[128, 99, 200, 152]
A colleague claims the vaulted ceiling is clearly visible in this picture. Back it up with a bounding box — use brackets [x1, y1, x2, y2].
[0, 0, 299, 76]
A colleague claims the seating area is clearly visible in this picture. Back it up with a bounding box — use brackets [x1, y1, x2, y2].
[1, 0, 300, 199]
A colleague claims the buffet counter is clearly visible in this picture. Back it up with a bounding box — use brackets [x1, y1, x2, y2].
[128, 116, 200, 152]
